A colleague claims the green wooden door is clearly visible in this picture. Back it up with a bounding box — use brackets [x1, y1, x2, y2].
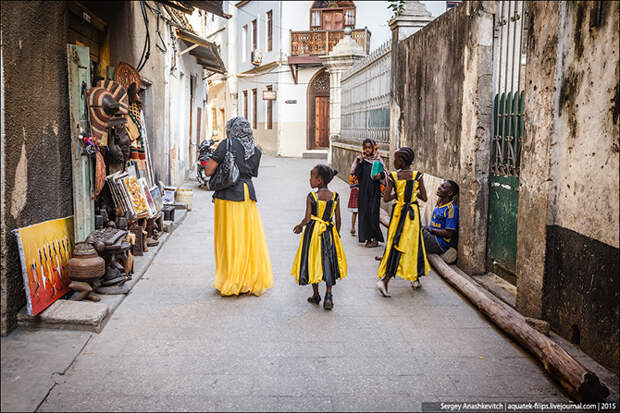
[487, 91, 524, 279]
[67, 45, 95, 242]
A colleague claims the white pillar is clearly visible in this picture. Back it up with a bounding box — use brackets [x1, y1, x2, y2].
[319, 30, 366, 165]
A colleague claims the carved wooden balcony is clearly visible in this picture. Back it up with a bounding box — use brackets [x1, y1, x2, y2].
[290, 28, 370, 56]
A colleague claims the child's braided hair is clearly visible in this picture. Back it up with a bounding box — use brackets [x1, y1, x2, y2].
[314, 164, 338, 185]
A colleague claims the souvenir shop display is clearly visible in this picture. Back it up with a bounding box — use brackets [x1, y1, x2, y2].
[122, 176, 150, 218]
[86, 226, 132, 287]
[139, 178, 157, 218]
[66, 242, 105, 301]
[162, 186, 176, 205]
[150, 186, 164, 212]
[83, 63, 163, 262]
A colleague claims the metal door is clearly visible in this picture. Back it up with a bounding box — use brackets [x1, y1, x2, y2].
[314, 96, 330, 148]
[487, 1, 527, 281]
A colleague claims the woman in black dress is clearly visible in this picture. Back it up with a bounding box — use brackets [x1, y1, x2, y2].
[351, 139, 386, 247]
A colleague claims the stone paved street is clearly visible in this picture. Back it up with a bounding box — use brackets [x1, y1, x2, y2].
[36, 156, 567, 411]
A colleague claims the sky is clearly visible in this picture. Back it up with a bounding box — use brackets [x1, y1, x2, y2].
[360, 1, 448, 48]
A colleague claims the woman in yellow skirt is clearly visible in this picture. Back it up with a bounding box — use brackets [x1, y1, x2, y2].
[376, 148, 430, 297]
[205, 117, 273, 296]
[292, 165, 347, 310]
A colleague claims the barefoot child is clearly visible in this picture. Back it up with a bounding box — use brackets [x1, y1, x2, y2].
[376, 148, 430, 297]
[292, 165, 347, 310]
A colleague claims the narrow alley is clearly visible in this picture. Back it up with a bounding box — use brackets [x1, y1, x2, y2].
[31, 156, 566, 411]
[2, 1, 618, 411]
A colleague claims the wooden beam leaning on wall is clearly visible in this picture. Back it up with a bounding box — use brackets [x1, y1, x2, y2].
[427, 254, 610, 402]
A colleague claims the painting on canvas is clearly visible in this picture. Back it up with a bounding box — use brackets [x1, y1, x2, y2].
[12, 216, 74, 316]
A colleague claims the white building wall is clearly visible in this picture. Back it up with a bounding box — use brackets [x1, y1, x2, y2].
[209, 1, 448, 158]
[277, 66, 323, 157]
[235, 1, 282, 74]
[165, 35, 207, 186]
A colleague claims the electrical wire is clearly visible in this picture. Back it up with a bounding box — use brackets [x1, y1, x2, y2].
[136, 0, 152, 72]
[155, 8, 168, 53]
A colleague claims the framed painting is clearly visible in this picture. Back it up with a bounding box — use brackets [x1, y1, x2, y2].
[12, 216, 74, 316]
[139, 178, 156, 217]
[150, 186, 164, 212]
[122, 176, 149, 218]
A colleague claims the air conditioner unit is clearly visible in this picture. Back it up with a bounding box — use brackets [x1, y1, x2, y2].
[251, 49, 263, 66]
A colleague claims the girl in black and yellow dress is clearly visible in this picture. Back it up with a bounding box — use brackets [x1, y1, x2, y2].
[376, 148, 430, 297]
[292, 165, 347, 310]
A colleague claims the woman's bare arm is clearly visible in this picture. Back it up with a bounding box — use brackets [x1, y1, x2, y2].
[429, 227, 455, 239]
[293, 195, 313, 233]
[335, 200, 342, 233]
[383, 178, 396, 202]
[418, 175, 428, 202]
[205, 159, 218, 176]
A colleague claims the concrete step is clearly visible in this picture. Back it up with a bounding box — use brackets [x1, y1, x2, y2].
[472, 272, 517, 308]
[302, 150, 328, 159]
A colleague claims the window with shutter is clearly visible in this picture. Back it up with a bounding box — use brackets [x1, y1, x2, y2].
[267, 10, 273, 51]
[252, 89, 257, 129]
[344, 9, 355, 26]
[311, 11, 321, 29]
[267, 85, 273, 130]
[252, 19, 257, 51]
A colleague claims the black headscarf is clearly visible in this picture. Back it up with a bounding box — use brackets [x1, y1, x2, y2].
[226, 117, 256, 160]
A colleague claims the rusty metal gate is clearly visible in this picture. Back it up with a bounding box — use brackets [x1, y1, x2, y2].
[487, 0, 528, 282]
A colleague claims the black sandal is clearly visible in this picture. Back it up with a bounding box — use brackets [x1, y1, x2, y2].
[323, 292, 333, 310]
[307, 295, 321, 304]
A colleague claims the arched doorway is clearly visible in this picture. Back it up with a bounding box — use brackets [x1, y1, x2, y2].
[307, 68, 330, 149]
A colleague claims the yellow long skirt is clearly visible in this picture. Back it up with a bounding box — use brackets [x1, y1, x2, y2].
[213, 184, 274, 296]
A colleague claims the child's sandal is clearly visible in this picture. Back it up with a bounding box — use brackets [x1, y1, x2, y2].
[323, 293, 333, 310]
[307, 295, 321, 305]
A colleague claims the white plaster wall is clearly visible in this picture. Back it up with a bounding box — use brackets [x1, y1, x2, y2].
[166, 39, 206, 186]
[277, 66, 323, 157]
[234, 1, 283, 74]
[546, 2, 619, 248]
[206, 80, 227, 139]
[238, 68, 281, 152]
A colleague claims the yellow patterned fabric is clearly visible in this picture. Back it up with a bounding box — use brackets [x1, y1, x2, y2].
[378, 171, 430, 281]
[214, 184, 273, 296]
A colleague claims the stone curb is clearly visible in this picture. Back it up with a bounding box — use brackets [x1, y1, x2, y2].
[16, 209, 189, 333]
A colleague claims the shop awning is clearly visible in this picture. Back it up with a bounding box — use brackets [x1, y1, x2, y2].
[237, 61, 279, 77]
[156, 1, 231, 19]
[176, 28, 227, 74]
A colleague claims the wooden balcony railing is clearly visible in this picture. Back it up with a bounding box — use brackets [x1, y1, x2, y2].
[290, 28, 370, 56]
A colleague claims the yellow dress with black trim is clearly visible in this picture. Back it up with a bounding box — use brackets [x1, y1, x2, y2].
[291, 192, 347, 286]
[377, 171, 430, 281]
[214, 183, 274, 296]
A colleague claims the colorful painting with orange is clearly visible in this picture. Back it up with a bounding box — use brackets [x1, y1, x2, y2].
[12, 216, 74, 316]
